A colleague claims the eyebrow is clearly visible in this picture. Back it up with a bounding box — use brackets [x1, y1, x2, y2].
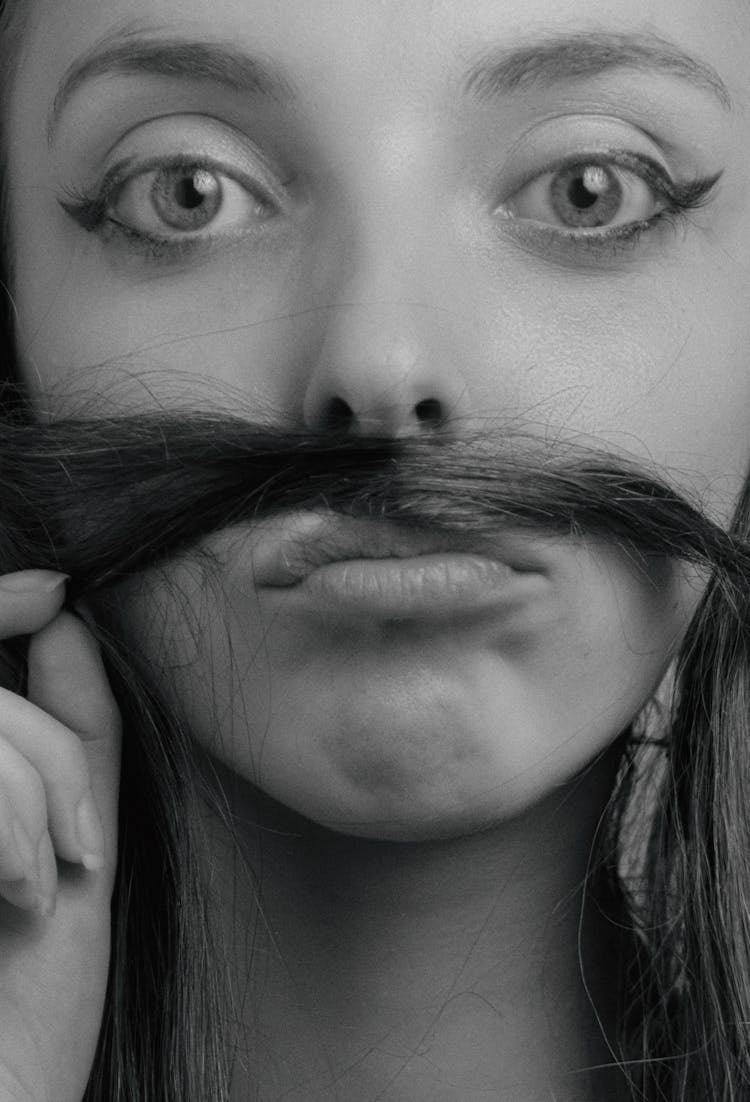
[48, 26, 733, 146]
[463, 31, 733, 111]
[48, 32, 296, 143]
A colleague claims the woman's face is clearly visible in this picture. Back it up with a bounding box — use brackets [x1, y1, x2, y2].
[6, 0, 750, 837]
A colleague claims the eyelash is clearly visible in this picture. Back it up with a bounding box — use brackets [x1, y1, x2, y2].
[58, 150, 723, 264]
[59, 155, 278, 261]
[499, 151, 722, 256]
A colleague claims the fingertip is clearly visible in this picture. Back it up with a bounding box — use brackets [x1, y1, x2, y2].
[0, 571, 69, 596]
[81, 852, 106, 872]
[0, 572, 69, 639]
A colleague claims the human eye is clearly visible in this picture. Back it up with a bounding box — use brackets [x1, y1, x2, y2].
[58, 116, 287, 261]
[495, 150, 721, 252]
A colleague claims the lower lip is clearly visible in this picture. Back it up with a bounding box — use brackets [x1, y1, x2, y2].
[263, 553, 542, 619]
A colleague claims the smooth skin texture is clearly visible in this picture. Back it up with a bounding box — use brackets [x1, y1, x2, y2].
[7, 0, 750, 839]
[3, 0, 750, 1098]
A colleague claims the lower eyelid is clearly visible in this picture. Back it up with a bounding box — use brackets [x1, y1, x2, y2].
[493, 209, 676, 268]
[92, 216, 212, 262]
[100, 215, 285, 267]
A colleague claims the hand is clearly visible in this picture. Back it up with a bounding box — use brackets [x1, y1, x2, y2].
[0, 571, 121, 1102]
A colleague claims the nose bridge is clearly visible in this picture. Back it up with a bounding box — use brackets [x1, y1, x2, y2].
[346, 114, 446, 304]
[304, 129, 469, 435]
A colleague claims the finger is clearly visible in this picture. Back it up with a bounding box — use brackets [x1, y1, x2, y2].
[0, 688, 100, 868]
[0, 775, 41, 882]
[0, 737, 47, 845]
[0, 571, 68, 639]
[26, 611, 121, 872]
[0, 833, 57, 918]
[0, 751, 56, 915]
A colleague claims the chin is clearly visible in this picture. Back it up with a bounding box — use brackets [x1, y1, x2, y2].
[313, 789, 537, 842]
[217, 681, 613, 842]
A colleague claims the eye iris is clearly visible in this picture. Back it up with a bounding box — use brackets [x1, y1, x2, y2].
[550, 163, 623, 228]
[150, 166, 222, 230]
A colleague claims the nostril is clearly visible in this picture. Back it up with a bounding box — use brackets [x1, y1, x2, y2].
[414, 398, 444, 427]
[321, 396, 355, 433]
[315, 395, 447, 435]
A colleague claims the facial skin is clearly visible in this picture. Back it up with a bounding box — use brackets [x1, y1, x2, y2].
[6, 0, 750, 839]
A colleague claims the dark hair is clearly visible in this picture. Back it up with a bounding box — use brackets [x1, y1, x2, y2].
[4, 4, 750, 1098]
[0, 406, 748, 1099]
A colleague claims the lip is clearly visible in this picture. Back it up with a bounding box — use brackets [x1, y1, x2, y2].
[247, 511, 549, 619]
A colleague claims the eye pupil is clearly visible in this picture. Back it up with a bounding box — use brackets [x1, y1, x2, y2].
[552, 163, 623, 228]
[567, 166, 609, 210]
[175, 179, 203, 210]
[567, 178, 598, 211]
[151, 166, 223, 230]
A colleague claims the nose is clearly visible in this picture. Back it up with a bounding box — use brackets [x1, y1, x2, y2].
[302, 300, 469, 437]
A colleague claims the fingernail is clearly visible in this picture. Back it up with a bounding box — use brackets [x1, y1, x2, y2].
[29, 832, 57, 918]
[11, 819, 37, 877]
[36, 832, 56, 889]
[0, 570, 69, 594]
[76, 793, 105, 870]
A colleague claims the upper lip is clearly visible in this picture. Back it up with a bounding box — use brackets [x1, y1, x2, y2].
[245, 510, 546, 586]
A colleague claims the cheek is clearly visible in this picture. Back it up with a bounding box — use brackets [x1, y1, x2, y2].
[468, 259, 750, 523]
[12, 231, 326, 417]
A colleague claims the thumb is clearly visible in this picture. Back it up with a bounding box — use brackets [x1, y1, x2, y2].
[26, 610, 122, 868]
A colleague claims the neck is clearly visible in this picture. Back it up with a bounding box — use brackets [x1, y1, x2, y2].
[199, 744, 629, 1102]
